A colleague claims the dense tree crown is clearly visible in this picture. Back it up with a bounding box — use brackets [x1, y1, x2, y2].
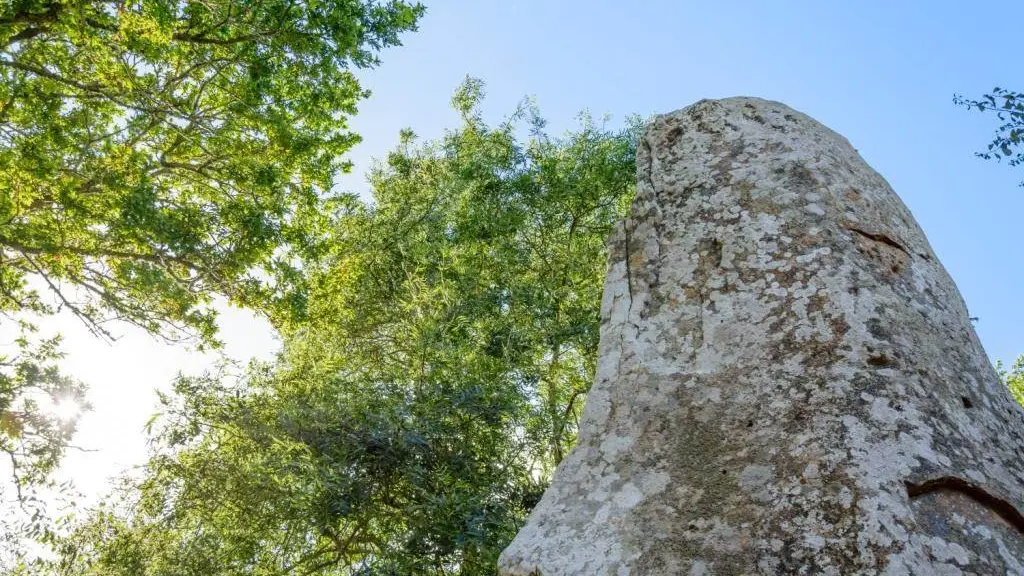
[0, 0, 422, 340]
[32, 81, 640, 575]
[0, 0, 422, 559]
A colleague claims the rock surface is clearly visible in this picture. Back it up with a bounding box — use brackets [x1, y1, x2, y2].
[497, 97, 1024, 575]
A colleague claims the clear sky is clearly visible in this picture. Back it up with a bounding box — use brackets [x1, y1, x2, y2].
[52, 0, 1024, 502]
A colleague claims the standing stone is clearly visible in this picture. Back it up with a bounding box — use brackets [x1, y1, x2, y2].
[498, 97, 1024, 575]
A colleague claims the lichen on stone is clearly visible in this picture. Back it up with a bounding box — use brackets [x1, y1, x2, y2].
[498, 97, 1024, 575]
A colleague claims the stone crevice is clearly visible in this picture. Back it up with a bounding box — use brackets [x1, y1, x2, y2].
[905, 476, 1024, 536]
[845, 224, 911, 257]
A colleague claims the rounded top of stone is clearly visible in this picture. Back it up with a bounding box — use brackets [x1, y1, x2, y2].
[691, 95, 788, 106]
[651, 96, 855, 154]
[635, 95, 935, 273]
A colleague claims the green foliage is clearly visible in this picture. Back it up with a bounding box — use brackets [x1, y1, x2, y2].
[998, 355, 1024, 407]
[0, 0, 423, 341]
[41, 80, 640, 575]
[0, 0, 422, 559]
[955, 88, 1024, 182]
[0, 325, 87, 566]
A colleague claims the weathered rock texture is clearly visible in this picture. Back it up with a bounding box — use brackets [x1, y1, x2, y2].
[498, 98, 1024, 575]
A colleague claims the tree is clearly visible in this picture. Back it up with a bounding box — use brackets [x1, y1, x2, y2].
[0, 0, 423, 341]
[955, 88, 1024, 180]
[0, 0, 422, 559]
[39, 80, 640, 575]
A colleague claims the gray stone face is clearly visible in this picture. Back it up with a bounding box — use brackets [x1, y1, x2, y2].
[497, 97, 1024, 575]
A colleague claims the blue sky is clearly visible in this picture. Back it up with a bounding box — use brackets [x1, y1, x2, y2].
[52, 1, 1024, 499]
[342, 0, 1024, 365]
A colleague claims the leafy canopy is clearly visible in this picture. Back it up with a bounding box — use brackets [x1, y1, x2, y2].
[39, 80, 640, 575]
[0, 0, 422, 557]
[0, 0, 423, 341]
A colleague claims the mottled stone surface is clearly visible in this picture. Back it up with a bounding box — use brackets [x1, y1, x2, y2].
[498, 97, 1024, 575]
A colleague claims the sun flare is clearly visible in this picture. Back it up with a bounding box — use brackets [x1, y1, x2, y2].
[50, 397, 81, 423]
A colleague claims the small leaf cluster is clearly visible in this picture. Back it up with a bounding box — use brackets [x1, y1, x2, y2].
[955, 88, 1024, 181]
[998, 355, 1024, 408]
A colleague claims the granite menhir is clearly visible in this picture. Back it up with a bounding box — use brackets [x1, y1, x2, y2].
[498, 97, 1024, 575]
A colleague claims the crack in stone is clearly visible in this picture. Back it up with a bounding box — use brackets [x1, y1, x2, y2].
[640, 132, 654, 186]
[640, 134, 665, 286]
[846, 225, 910, 256]
[905, 476, 1024, 536]
[624, 219, 635, 317]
